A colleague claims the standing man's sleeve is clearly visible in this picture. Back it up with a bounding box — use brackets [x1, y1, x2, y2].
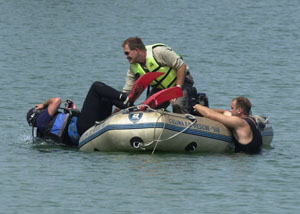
[122, 68, 138, 94]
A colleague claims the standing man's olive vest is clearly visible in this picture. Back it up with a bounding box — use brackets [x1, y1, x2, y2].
[130, 44, 178, 89]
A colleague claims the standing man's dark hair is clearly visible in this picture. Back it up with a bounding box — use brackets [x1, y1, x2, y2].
[122, 37, 146, 51]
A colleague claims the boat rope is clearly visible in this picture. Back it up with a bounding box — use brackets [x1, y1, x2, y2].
[151, 113, 197, 155]
[137, 106, 197, 154]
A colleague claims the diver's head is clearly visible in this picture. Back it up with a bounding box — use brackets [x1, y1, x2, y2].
[26, 107, 41, 127]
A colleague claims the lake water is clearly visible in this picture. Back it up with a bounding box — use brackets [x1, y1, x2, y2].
[1, 0, 300, 213]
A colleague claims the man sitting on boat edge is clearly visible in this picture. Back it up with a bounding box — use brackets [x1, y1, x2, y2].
[193, 96, 262, 154]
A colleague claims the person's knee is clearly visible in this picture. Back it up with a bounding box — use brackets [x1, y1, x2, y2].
[92, 81, 104, 87]
[90, 81, 106, 91]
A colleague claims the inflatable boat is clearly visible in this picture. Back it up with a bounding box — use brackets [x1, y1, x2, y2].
[78, 106, 274, 153]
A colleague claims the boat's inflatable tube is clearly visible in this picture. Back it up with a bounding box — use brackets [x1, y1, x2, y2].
[78, 107, 273, 153]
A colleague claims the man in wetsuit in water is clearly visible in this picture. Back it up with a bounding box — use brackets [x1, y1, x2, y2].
[194, 96, 262, 154]
[26, 82, 130, 146]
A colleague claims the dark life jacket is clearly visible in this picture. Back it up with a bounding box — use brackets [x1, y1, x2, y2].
[37, 112, 76, 145]
[233, 118, 263, 154]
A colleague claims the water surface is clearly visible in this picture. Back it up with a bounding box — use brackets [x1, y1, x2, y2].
[1, 0, 300, 213]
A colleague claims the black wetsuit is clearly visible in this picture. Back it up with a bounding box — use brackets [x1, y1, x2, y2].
[77, 81, 127, 135]
[234, 117, 262, 154]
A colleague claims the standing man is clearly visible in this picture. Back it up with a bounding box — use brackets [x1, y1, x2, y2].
[121, 37, 194, 113]
[194, 96, 262, 154]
